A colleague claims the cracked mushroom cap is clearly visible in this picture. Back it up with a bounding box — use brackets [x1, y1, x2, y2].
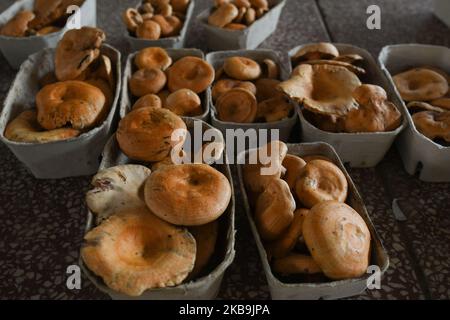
[344, 84, 402, 133]
[81, 206, 196, 296]
[0, 10, 35, 37]
[303, 201, 371, 280]
[55, 27, 106, 81]
[278, 64, 361, 116]
[144, 164, 232, 226]
[393, 68, 449, 102]
[292, 43, 339, 64]
[86, 164, 152, 222]
[412, 111, 450, 143]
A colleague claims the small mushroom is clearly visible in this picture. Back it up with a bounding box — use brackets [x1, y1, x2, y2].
[171, 0, 190, 13]
[343, 84, 402, 133]
[138, 3, 155, 14]
[167, 56, 215, 93]
[292, 43, 339, 65]
[281, 154, 307, 191]
[136, 20, 161, 39]
[235, 0, 251, 8]
[255, 179, 295, 241]
[0, 10, 35, 37]
[4, 110, 80, 143]
[262, 59, 279, 79]
[165, 88, 202, 116]
[223, 56, 262, 80]
[212, 79, 256, 101]
[123, 8, 143, 33]
[216, 88, 257, 123]
[132, 94, 162, 110]
[393, 68, 448, 102]
[278, 64, 361, 116]
[151, 15, 182, 37]
[130, 68, 167, 97]
[412, 111, 450, 142]
[135, 47, 172, 70]
[208, 3, 239, 28]
[250, 0, 269, 10]
[54, 27, 105, 81]
[255, 78, 283, 102]
[256, 97, 293, 122]
[233, 6, 247, 23]
[85, 164, 152, 222]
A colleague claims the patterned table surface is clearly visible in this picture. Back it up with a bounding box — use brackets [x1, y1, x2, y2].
[0, 0, 449, 300]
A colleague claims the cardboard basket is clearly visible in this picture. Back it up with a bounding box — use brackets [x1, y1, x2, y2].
[237, 142, 389, 300]
[289, 43, 407, 167]
[197, 0, 286, 50]
[0, 0, 97, 69]
[379, 44, 450, 182]
[80, 118, 236, 300]
[0, 44, 121, 179]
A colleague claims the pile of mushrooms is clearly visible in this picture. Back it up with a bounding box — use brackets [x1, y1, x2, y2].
[212, 55, 293, 123]
[0, 0, 85, 37]
[122, 0, 190, 40]
[243, 141, 371, 281]
[279, 42, 402, 133]
[128, 47, 214, 117]
[393, 67, 450, 144]
[4, 27, 114, 143]
[208, 0, 271, 31]
[82, 107, 231, 296]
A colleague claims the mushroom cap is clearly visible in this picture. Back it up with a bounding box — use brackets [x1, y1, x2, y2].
[171, 0, 190, 13]
[132, 94, 163, 110]
[165, 88, 202, 116]
[4, 110, 80, 143]
[212, 79, 256, 101]
[167, 56, 215, 93]
[281, 154, 307, 191]
[407, 101, 445, 113]
[255, 178, 296, 241]
[256, 97, 293, 122]
[278, 64, 361, 116]
[223, 56, 262, 80]
[344, 84, 402, 133]
[249, 0, 269, 10]
[303, 201, 371, 279]
[262, 58, 279, 79]
[298, 59, 366, 76]
[412, 111, 450, 143]
[130, 68, 167, 97]
[122, 8, 143, 32]
[333, 53, 364, 64]
[430, 98, 450, 111]
[144, 164, 232, 226]
[208, 3, 239, 28]
[267, 208, 309, 260]
[243, 140, 288, 194]
[151, 15, 182, 37]
[36, 80, 106, 130]
[116, 107, 187, 162]
[0, 10, 35, 37]
[188, 220, 219, 279]
[136, 20, 161, 40]
[216, 88, 257, 123]
[81, 206, 196, 296]
[295, 159, 348, 208]
[135, 47, 172, 70]
[292, 43, 339, 64]
[55, 27, 105, 81]
[86, 164, 152, 222]
[273, 254, 322, 275]
[393, 68, 448, 102]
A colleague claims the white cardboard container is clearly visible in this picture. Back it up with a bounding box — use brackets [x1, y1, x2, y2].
[434, 0, 450, 27]
[197, 0, 286, 50]
[126, 0, 195, 51]
[80, 118, 236, 300]
[379, 44, 450, 182]
[237, 142, 389, 300]
[0, 0, 97, 69]
[0, 44, 121, 179]
[289, 43, 407, 168]
[121, 48, 210, 122]
[206, 49, 297, 146]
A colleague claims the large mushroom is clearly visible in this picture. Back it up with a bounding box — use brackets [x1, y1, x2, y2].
[278, 64, 361, 116]
[85, 164, 152, 222]
[55, 27, 106, 81]
[81, 206, 196, 296]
